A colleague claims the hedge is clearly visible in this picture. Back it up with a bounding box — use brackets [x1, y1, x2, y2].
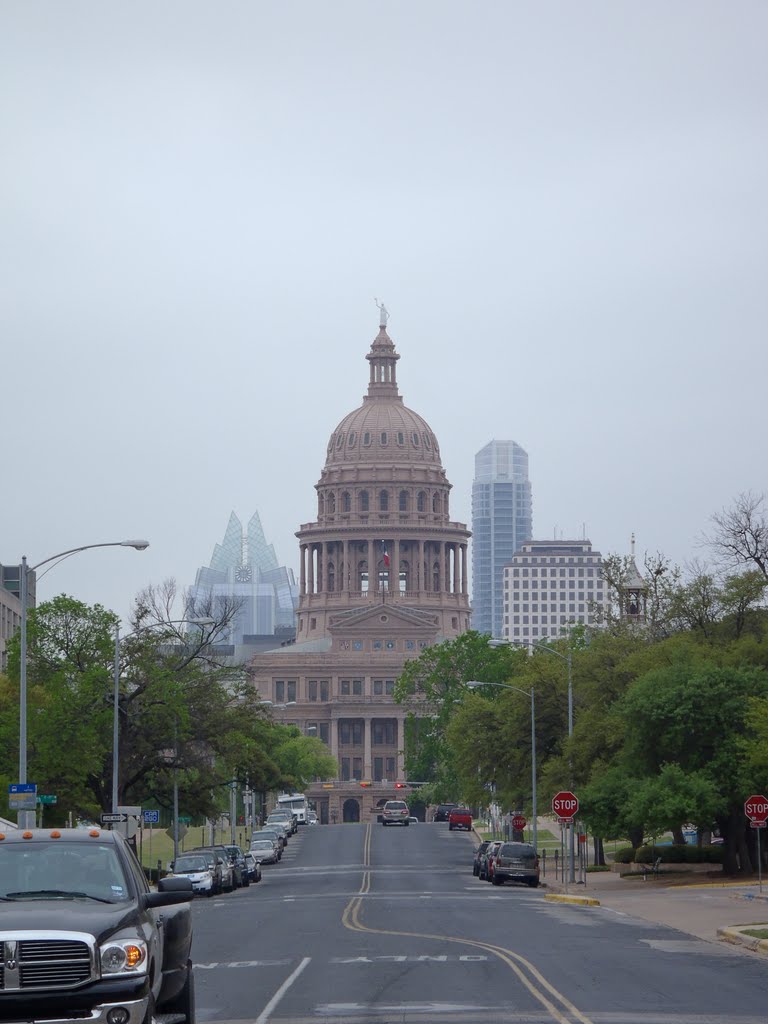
[634, 844, 724, 865]
[612, 846, 636, 864]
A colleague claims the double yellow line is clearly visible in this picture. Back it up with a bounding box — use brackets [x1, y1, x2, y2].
[341, 822, 594, 1024]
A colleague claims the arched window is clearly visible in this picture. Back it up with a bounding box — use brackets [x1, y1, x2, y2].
[327, 562, 335, 592]
[318, 494, 325, 516]
[327, 492, 336, 514]
[380, 431, 388, 446]
[412, 431, 420, 446]
[417, 491, 426, 513]
[433, 561, 440, 591]
[399, 490, 408, 512]
[336, 433, 344, 449]
[379, 490, 389, 511]
[341, 491, 351, 512]
[432, 493, 440, 514]
[397, 431, 405, 445]
[423, 433, 432, 450]
[363, 432, 371, 446]
[359, 490, 369, 512]
[348, 431, 356, 447]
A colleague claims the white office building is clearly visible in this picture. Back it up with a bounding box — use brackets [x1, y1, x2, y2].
[502, 540, 607, 644]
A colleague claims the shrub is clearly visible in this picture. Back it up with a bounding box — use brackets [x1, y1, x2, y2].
[612, 846, 635, 864]
[586, 864, 610, 873]
[634, 844, 724, 864]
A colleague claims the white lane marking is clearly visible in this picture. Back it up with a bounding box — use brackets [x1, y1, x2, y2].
[600, 906, 628, 916]
[195, 958, 292, 969]
[317, 1003, 489, 1015]
[255, 956, 311, 1024]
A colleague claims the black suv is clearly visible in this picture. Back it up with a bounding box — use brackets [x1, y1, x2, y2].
[433, 803, 458, 822]
[0, 827, 194, 1023]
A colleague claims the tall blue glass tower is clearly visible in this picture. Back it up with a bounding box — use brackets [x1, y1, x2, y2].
[471, 440, 533, 638]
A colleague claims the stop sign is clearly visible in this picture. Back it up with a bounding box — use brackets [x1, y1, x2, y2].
[744, 794, 768, 823]
[511, 814, 527, 831]
[552, 790, 579, 820]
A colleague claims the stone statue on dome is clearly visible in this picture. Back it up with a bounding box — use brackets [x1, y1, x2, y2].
[374, 298, 389, 327]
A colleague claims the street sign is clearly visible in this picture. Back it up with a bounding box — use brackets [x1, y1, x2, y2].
[9, 784, 37, 811]
[142, 810, 160, 824]
[178, 816, 192, 825]
[552, 790, 579, 822]
[37, 795, 57, 805]
[744, 795, 768, 824]
[9, 783, 37, 793]
[511, 814, 527, 831]
[751, 822, 767, 829]
[101, 813, 128, 824]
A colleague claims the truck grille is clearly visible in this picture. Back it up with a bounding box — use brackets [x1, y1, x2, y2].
[1, 934, 95, 991]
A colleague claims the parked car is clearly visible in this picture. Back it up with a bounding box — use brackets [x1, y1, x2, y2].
[244, 852, 262, 882]
[480, 840, 503, 881]
[0, 828, 194, 1024]
[448, 807, 473, 831]
[491, 842, 540, 887]
[250, 837, 279, 864]
[189, 847, 234, 891]
[224, 845, 250, 887]
[433, 803, 458, 822]
[408, 816, 419, 824]
[473, 840, 492, 876]
[253, 830, 284, 858]
[267, 810, 297, 835]
[265, 818, 290, 843]
[381, 799, 410, 826]
[169, 852, 215, 896]
[307, 811, 318, 825]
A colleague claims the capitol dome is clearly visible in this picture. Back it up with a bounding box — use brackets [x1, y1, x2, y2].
[323, 322, 443, 470]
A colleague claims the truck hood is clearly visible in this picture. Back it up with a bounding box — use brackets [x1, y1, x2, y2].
[0, 899, 141, 942]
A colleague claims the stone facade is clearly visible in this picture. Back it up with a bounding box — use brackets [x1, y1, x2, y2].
[247, 314, 471, 824]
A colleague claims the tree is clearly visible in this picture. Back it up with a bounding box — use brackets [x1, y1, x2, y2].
[707, 492, 768, 579]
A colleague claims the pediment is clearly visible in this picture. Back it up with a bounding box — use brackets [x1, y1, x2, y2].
[328, 602, 439, 638]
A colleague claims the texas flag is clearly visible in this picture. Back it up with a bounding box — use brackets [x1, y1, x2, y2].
[381, 541, 390, 568]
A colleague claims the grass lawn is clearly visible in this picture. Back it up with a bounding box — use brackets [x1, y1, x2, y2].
[742, 928, 768, 940]
[136, 826, 252, 869]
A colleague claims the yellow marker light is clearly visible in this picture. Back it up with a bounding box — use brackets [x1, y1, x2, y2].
[125, 945, 145, 969]
[22, 831, 33, 839]
[0, 834, 5, 841]
[50, 830, 62, 838]
[89, 829, 101, 837]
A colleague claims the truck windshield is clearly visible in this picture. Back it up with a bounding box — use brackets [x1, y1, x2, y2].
[0, 842, 131, 903]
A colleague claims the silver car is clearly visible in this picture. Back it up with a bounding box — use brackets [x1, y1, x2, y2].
[250, 837, 279, 864]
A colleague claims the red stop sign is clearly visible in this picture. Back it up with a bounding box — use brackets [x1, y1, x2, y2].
[744, 794, 768, 823]
[552, 790, 579, 819]
[511, 814, 527, 831]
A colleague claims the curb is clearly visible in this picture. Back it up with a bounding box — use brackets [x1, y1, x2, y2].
[545, 893, 600, 907]
[718, 925, 768, 954]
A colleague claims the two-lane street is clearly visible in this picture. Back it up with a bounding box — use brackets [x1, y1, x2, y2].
[192, 823, 768, 1024]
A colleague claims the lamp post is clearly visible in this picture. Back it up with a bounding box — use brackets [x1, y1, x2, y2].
[18, 540, 149, 828]
[111, 617, 216, 865]
[465, 680, 537, 852]
[488, 634, 575, 881]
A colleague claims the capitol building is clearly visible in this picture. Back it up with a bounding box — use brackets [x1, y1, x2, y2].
[247, 309, 471, 824]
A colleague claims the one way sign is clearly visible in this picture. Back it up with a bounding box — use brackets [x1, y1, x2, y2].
[101, 813, 128, 824]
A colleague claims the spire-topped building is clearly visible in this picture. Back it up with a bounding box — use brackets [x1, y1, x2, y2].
[248, 311, 471, 824]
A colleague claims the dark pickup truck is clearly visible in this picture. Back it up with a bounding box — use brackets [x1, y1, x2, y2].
[0, 826, 195, 1024]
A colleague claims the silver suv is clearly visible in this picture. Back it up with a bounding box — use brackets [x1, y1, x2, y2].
[381, 799, 410, 826]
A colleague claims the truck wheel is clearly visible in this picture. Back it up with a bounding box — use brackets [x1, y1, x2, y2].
[163, 959, 195, 1022]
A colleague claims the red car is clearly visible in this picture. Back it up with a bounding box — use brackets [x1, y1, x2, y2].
[448, 807, 473, 831]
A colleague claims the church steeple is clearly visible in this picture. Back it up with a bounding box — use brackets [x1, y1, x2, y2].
[366, 300, 400, 400]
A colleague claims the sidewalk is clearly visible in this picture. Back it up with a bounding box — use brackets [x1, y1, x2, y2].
[544, 864, 768, 950]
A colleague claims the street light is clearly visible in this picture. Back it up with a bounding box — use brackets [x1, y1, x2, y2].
[488, 634, 575, 882]
[112, 616, 216, 865]
[465, 680, 537, 853]
[18, 539, 149, 828]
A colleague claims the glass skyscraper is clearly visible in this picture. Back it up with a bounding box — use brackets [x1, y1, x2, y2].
[471, 440, 533, 638]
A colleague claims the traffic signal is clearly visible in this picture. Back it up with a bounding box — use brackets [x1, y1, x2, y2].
[395, 782, 407, 789]
[359, 781, 371, 788]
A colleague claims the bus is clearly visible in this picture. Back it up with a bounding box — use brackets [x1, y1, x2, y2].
[276, 793, 310, 824]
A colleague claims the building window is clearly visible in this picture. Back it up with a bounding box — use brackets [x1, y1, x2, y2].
[310, 617, 316, 630]
[348, 432, 356, 447]
[380, 490, 389, 511]
[386, 757, 396, 777]
[353, 757, 363, 780]
[319, 723, 329, 745]
[412, 431, 420, 446]
[336, 433, 344, 448]
[374, 757, 384, 781]
[372, 719, 397, 745]
[417, 491, 426, 512]
[320, 680, 329, 701]
[399, 490, 408, 511]
[342, 492, 351, 512]
[373, 679, 395, 696]
[287, 681, 296, 702]
[308, 680, 318, 701]
[275, 681, 284, 702]
[397, 431, 405, 445]
[341, 758, 351, 781]
[359, 491, 369, 512]
[380, 431, 388, 446]
[339, 720, 363, 745]
[363, 432, 371, 446]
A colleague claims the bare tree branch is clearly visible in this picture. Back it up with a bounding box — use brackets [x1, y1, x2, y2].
[704, 492, 768, 579]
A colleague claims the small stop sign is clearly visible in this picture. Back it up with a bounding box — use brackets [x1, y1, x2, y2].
[745, 795, 768, 823]
[552, 790, 579, 819]
[511, 814, 527, 831]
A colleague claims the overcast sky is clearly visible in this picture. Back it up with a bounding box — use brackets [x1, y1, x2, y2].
[2, 2, 766, 625]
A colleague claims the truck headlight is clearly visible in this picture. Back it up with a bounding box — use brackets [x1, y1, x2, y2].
[100, 938, 148, 975]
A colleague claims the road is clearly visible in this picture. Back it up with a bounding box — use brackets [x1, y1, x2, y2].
[192, 822, 768, 1024]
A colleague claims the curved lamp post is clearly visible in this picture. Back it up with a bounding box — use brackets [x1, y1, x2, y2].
[488, 635, 575, 881]
[465, 680, 537, 852]
[18, 539, 149, 827]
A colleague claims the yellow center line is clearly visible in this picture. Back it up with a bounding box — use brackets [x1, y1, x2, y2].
[340, 822, 594, 1024]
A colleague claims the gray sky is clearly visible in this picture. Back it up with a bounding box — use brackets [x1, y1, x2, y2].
[2, 2, 766, 624]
